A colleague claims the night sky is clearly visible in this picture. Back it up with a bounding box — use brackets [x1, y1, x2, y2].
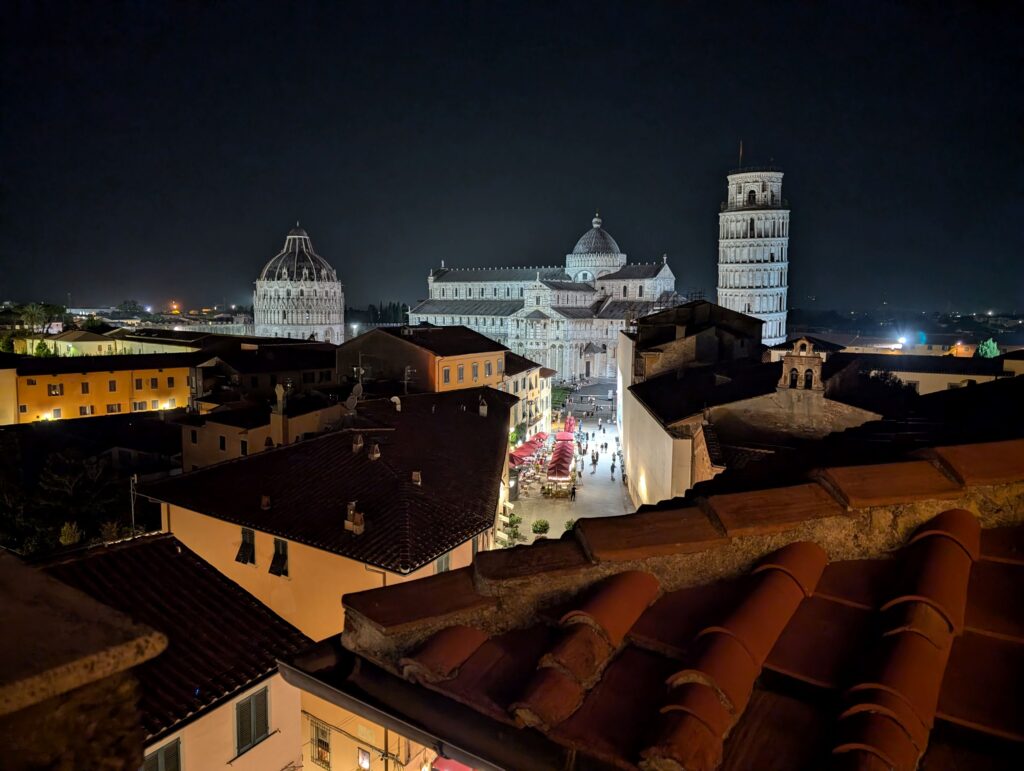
[1, 1, 1021, 311]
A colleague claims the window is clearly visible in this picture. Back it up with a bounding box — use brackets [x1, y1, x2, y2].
[79, 405, 95, 416]
[81, 382, 90, 395]
[19, 405, 27, 414]
[142, 738, 180, 771]
[168, 397, 176, 407]
[135, 378, 143, 389]
[47, 383, 64, 396]
[472, 362, 479, 381]
[108, 380, 117, 392]
[311, 717, 331, 769]
[190, 429, 197, 445]
[905, 381, 920, 393]
[219, 435, 227, 451]
[442, 367, 451, 385]
[535, 297, 540, 306]
[497, 358, 504, 374]
[151, 399, 159, 409]
[106, 403, 122, 414]
[235, 527, 255, 564]
[167, 376, 175, 388]
[457, 365, 464, 383]
[638, 285, 643, 298]
[133, 401, 147, 411]
[357, 748, 371, 770]
[485, 361, 492, 377]
[269, 538, 288, 576]
[435, 551, 451, 574]
[240, 439, 248, 456]
[26, 378, 36, 386]
[150, 377, 158, 388]
[235, 687, 269, 755]
[52, 408, 62, 418]
[622, 285, 627, 298]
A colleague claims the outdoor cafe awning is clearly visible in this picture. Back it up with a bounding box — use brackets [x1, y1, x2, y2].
[547, 442, 574, 480]
[554, 431, 575, 443]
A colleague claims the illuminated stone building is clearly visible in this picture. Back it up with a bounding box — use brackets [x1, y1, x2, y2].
[717, 167, 790, 345]
[254, 226, 345, 342]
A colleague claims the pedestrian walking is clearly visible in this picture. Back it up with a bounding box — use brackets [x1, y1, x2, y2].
[570, 485, 576, 502]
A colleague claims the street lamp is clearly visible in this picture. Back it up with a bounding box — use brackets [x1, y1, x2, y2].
[350, 323, 360, 339]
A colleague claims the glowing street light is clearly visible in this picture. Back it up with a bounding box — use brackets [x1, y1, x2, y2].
[897, 336, 907, 345]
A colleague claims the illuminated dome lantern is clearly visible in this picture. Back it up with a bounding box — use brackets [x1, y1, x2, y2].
[254, 225, 345, 342]
[564, 213, 627, 283]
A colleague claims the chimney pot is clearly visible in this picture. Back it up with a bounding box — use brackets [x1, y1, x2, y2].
[411, 470, 422, 486]
[368, 442, 381, 460]
[260, 495, 271, 510]
[352, 434, 364, 453]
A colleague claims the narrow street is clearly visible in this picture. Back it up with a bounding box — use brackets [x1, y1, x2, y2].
[513, 381, 633, 543]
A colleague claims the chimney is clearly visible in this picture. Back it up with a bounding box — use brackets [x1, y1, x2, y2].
[368, 442, 381, 461]
[411, 470, 422, 486]
[344, 501, 364, 535]
[260, 495, 271, 510]
[270, 384, 288, 445]
[478, 397, 488, 418]
[352, 434, 364, 453]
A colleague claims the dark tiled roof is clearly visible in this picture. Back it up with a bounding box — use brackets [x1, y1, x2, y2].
[431, 267, 568, 283]
[524, 310, 550, 319]
[595, 262, 668, 280]
[107, 327, 313, 348]
[209, 343, 338, 374]
[408, 299, 524, 317]
[550, 306, 594, 319]
[629, 362, 781, 427]
[185, 393, 338, 430]
[143, 389, 516, 573]
[13, 351, 203, 375]
[827, 352, 1008, 376]
[504, 351, 542, 377]
[540, 280, 597, 292]
[320, 486, 1024, 770]
[769, 335, 846, 352]
[377, 326, 508, 356]
[592, 299, 667, 319]
[38, 534, 311, 742]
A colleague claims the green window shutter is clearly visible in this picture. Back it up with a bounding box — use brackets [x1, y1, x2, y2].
[237, 697, 253, 752]
[143, 754, 159, 771]
[163, 740, 180, 771]
[253, 688, 269, 741]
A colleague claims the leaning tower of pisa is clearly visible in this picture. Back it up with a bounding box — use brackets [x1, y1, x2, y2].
[717, 166, 789, 345]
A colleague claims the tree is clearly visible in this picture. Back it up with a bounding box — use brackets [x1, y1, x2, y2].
[36, 450, 121, 538]
[34, 339, 53, 357]
[117, 300, 143, 313]
[20, 303, 47, 331]
[532, 519, 550, 535]
[0, 334, 13, 353]
[564, 519, 576, 532]
[976, 338, 999, 358]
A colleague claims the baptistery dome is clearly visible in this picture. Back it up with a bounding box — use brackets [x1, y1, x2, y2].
[572, 214, 622, 255]
[254, 225, 345, 343]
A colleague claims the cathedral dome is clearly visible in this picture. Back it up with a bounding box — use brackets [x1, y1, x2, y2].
[572, 214, 621, 255]
[258, 226, 337, 283]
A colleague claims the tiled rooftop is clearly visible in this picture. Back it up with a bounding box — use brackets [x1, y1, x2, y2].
[288, 439, 1024, 770]
[377, 325, 508, 356]
[143, 388, 516, 573]
[37, 534, 310, 742]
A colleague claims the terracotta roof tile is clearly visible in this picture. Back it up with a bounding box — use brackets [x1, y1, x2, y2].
[816, 559, 895, 609]
[660, 681, 734, 738]
[850, 631, 952, 731]
[907, 507, 981, 561]
[560, 570, 661, 647]
[698, 570, 807, 667]
[751, 541, 829, 597]
[576, 507, 727, 562]
[938, 631, 1024, 741]
[399, 625, 489, 683]
[840, 688, 930, 754]
[834, 712, 920, 771]
[931, 438, 1024, 486]
[765, 596, 873, 688]
[344, 567, 494, 631]
[509, 666, 584, 729]
[706, 483, 844, 538]
[630, 578, 750, 659]
[538, 625, 613, 687]
[979, 525, 1024, 565]
[833, 750, 899, 771]
[880, 537, 973, 634]
[965, 560, 1024, 642]
[821, 460, 962, 508]
[881, 602, 952, 649]
[641, 711, 724, 771]
[667, 632, 759, 715]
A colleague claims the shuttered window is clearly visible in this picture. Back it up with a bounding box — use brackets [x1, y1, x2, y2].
[235, 527, 255, 565]
[142, 738, 180, 771]
[235, 687, 269, 755]
[269, 538, 288, 577]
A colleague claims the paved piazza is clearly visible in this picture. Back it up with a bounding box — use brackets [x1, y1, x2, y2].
[513, 381, 633, 543]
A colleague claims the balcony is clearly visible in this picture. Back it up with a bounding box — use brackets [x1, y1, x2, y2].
[720, 198, 789, 212]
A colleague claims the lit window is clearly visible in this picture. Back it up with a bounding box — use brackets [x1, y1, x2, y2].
[106, 403, 121, 414]
[485, 361, 492, 377]
[151, 399, 159, 409]
[142, 738, 180, 771]
[310, 717, 331, 769]
[47, 383, 64, 396]
[357, 748, 371, 770]
[235, 687, 269, 755]
[79, 405, 95, 416]
[52, 408, 62, 418]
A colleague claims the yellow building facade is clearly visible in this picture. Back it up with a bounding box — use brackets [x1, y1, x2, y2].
[0, 354, 195, 424]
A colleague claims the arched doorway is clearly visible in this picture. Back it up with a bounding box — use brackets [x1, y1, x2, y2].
[747, 190, 756, 206]
[804, 369, 814, 389]
[789, 369, 798, 389]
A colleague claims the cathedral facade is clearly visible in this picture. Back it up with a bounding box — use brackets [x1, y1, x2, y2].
[716, 167, 789, 345]
[253, 226, 345, 342]
[408, 215, 684, 380]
